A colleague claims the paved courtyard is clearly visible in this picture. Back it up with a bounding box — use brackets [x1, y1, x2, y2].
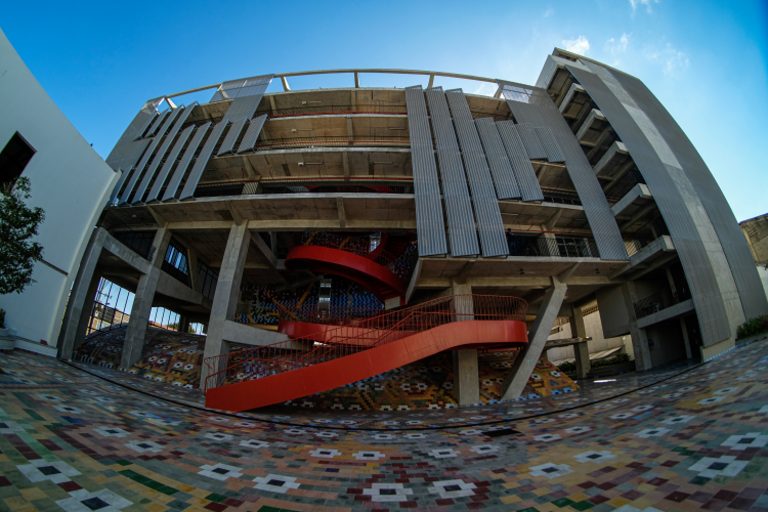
[1, 340, 767, 511]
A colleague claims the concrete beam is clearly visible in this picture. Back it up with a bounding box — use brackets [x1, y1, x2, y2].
[501, 276, 567, 400]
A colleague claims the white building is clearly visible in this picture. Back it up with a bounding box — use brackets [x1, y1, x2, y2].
[0, 29, 117, 355]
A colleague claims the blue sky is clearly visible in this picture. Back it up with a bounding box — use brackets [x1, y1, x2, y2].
[2, 0, 767, 221]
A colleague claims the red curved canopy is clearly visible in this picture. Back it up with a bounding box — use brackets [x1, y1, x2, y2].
[285, 245, 405, 300]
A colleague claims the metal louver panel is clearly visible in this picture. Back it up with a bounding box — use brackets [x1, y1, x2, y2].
[179, 121, 228, 199]
[145, 125, 195, 202]
[445, 90, 508, 257]
[505, 89, 627, 261]
[425, 88, 479, 257]
[217, 118, 247, 156]
[130, 106, 194, 203]
[475, 117, 521, 199]
[535, 126, 566, 162]
[145, 110, 169, 137]
[162, 123, 211, 201]
[108, 168, 133, 204]
[496, 121, 544, 201]
[405, 86, 448, 257]
[237, 115, 267, 153]
[119, 109, 179, 204]
[516, 122, 548, 160]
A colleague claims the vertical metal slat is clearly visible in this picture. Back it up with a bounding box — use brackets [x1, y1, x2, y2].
[445, 90, 508, 257]
[425, 87, 480, 257]
[179, 121, 228, 199]
[405, 86, 448, 257]
[496, 120, 544, 201]
[475, 117, 522, 199]
[162, 123, 212, 201]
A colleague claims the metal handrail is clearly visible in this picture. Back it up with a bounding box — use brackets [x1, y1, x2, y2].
[203, 294, 527, 391]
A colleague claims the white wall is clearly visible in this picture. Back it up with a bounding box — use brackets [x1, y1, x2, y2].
[0, 29, 118, 354]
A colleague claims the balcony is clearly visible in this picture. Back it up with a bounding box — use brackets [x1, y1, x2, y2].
[633, 290, 694, 328]
[507, 235, 598, 258]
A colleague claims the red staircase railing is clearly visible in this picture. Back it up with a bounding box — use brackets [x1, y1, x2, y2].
[203, 294, 527, 392]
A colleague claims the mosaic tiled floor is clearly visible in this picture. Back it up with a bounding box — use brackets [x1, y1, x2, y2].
[2, 340, 767, 511]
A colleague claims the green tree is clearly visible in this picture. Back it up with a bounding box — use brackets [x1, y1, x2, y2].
[0, 177, 45, 294]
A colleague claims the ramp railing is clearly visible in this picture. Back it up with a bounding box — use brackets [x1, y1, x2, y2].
[203, 294, 526, 392]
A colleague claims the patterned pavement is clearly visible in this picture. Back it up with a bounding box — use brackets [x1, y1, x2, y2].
[1, 339, 767, 511]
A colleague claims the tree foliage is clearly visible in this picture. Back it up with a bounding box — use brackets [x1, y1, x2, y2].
[0, 177, 45, 295]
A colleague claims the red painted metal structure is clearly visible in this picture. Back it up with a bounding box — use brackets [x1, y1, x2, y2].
[204, 295, 528, 412]
[285, 245, 405, 300]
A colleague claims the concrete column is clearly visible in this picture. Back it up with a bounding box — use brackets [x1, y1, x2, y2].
[570, 305, 591, 379]
[502, 276, 567, 401]
[541, 232, 559, 256]
[679, 317, 693, 359]
[120, 228, 171, 369]
[622, 282, 652, 370]
[450, 281, 479, 406]
[200, 224, 250, 388]
[58, 228, 107, 360]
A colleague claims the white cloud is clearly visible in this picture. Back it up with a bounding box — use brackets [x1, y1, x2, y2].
[604, 33, 630, 64]
[629, 0, 660, 14]
[645, 43, 690, 76]
[561, 35, 590, 55]
[543, 7, 554, 18]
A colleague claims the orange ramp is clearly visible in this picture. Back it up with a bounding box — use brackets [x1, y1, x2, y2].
[205, 319, 527, 412]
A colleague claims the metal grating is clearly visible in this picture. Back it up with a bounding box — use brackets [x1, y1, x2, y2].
[179, 121, 228, 199]
[145, 124, 195, 202]
[496, 121, 544, 202]
[405, 86, 448, 257]
[425, 88, 480, 257]
[445, 90, 508, 257]
[162, 123, 211, 201]
[475, 117, 521, 199]
[237, 115, 267, 153]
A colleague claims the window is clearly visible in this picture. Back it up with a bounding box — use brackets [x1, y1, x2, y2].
[164, 241, 189, 275]
[0, 132, 36, 187]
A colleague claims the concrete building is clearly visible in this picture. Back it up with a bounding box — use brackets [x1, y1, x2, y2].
[739, 212, 768, 299]
[38, 48, 766, 407]
[0, 29, 118, 355]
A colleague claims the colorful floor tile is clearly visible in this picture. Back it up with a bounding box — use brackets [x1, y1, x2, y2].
[1, 338, 767, 511]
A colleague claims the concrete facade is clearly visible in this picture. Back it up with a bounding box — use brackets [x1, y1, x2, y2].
[3, 36, 763, 406]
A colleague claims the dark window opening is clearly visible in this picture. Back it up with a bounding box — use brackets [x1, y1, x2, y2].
[0, 132, 36, 187]
[162, 240, 190, 284]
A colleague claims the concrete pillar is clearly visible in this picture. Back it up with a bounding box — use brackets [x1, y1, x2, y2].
[570, 305, 591, 379]
[680, 317, 693, 359]
[450, 281, 479, 406]
[541, 232, 559, 256]
[200, 223, 250, 389]
[120, 228, 171, 369]
[622, 282, 652, 371]
[58, 228, 107, 360]
[502, 276, 567, 401]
